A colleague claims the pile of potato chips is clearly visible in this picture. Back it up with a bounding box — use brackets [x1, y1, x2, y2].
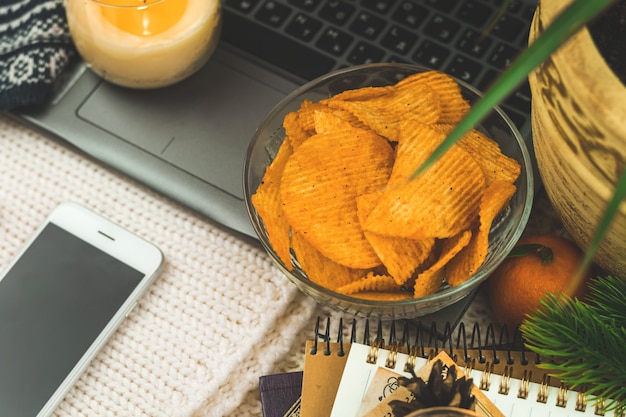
[252, 70, 521, 301]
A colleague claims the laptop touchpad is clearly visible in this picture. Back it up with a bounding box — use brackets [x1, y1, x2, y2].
[77, 53, 292, 199]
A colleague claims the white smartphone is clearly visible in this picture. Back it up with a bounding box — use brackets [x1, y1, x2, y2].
[0, 202, 164, 417]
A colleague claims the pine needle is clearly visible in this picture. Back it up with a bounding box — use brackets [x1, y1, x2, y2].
[520, 276, 626, 412]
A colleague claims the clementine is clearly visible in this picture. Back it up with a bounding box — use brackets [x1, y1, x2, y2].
[486, 234, 590, 329]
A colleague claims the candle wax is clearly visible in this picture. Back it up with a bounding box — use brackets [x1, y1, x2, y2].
[65, 0, 221, 88]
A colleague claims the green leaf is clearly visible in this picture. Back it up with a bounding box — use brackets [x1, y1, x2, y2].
[508, 243, 553, 264]
[410, 0, 616, 179]
[587, 275, 626, 323]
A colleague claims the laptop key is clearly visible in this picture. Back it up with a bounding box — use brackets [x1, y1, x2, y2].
[288, 0, 321, 12]
[286, 12, 323, 41]
[492, 0, 524, 13]
[222, 10, 335, 80]
[225, 0, 263, 13]
[361, 0, 397, 14]
[412, 39, 449, 69]
[316, 27, 354, 56]
[505, 0, 523, 14]
[381, 24, 418, 55]
[391, 1, 429, 30]
[423, 0, 460, 13]
[445, 54, 482, 83]
[491, 14, 526, 43]
[349, 11, 387, 39]
[456, 0, 493, 28]
[423, 14, 461, 43]
[488, 42, 519, 69]
[255, 0, 293, 26]
[347, 41, 385, 64]
[456, 28, 493, 58]
[522, 4, 536, 21]
[318, 0, 356, 25]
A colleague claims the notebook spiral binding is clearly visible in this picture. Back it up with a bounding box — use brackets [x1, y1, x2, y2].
[310, 317, 625, 416]
[311, 316, 532, 366]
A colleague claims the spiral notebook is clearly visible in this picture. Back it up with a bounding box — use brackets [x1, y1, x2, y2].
[301, 318, 622, 417]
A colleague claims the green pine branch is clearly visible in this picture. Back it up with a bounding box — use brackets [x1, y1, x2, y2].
[520, 275, 626, 412]
[588, 274, 626, 322]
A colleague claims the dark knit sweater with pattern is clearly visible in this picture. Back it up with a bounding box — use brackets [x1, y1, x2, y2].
[0, 0, 75, 111]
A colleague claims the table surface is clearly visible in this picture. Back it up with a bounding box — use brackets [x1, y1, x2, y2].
[0, 114, 567, 417]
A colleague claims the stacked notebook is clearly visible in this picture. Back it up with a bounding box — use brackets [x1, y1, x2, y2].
[260, 318, 622, 417]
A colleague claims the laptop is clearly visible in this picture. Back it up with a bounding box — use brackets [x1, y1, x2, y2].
[11, 0, 537, 239]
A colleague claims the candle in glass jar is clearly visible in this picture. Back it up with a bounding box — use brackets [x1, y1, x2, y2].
[65, 0, 221, 88]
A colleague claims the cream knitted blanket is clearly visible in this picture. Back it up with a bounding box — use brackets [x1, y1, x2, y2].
[0, 114, 333, 416]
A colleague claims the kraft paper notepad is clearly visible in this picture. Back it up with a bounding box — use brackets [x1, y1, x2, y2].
[300, 340, 351, 417]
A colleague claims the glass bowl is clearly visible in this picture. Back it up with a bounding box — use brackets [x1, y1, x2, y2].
[406, 407, 480, 417]
[243, 63, 533, 319]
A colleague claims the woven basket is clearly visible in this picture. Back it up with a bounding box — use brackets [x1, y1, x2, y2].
[528, 0, 626, 276]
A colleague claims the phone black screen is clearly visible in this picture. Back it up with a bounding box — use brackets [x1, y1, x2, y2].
[0, 223, 144, 416]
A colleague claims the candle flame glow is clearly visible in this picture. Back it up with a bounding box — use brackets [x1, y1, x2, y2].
[99, 0, 187, 36]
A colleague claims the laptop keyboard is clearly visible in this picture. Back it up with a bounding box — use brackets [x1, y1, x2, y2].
[221, 0, 537, 132]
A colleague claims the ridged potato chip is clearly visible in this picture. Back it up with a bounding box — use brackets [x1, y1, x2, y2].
[457, 128, 522, 186]
[280, 127, 394, 269]
[395, 71, 471, 124]
[363, 142, 486, 240]
[329, 85, 394, 102]
[430, 124, 522, 187]
[324, 82, 441, 141]
[291, 230, 368, 290]
[444, 180, 517, 287]
[413, 230, 472, 297]
[336, 272, 400, 295]
[313, 108, 358, 134]
[357, 191, 435, 286]
[250, 139, 294, 269]
[283, 100, 319, 149]
[387, 120, 446, 184]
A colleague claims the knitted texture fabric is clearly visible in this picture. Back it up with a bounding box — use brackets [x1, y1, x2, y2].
[0, 0, 75, 111]
[0, 114, 324, 417]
